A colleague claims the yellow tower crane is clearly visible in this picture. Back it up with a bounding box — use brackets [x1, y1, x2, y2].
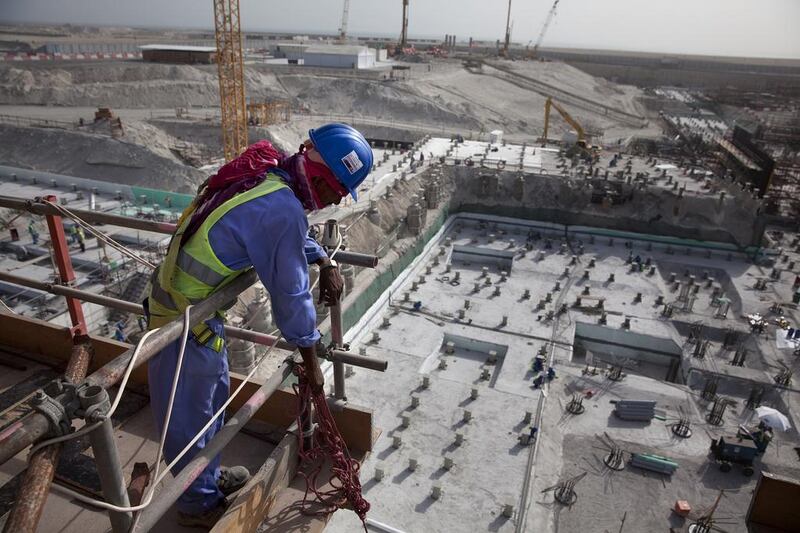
[214, 0, 248, 161]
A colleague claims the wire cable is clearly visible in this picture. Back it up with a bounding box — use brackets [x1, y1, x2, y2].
[0, 298, 16, 314]
[32, 215, 345, 513]
[45, 307, 289, 513]
[29, 327, 161, 456]
[38, 306, 193, 512]
[42, 199, 157, 270]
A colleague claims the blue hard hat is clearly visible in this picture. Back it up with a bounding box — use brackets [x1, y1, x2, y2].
[308, 123, 373, 201]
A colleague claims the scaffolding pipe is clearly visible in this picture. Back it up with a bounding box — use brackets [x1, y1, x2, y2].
[328, 349, 387, 372]
[131, 358, 295, 532]
[0, 270, 386, 372]
[0, 268, 387, 465]
[78, 386, 132, 532]
[42, 194, 87, 335]
[334, 250, 379, 268]
[0, 270, 258, 465]
[330, 299, 346, 400]
[0, 195, 381, 270]
[2, 338, 94, 533]
[0, 270, 143, 314]
[0, 194, 177, 235]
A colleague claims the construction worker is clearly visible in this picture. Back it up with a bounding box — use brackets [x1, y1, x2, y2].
[76, 226, 86, 252]
[113, 319, 127, 342]
[144, 123, 373, 527]
[27, 220, 39, 245]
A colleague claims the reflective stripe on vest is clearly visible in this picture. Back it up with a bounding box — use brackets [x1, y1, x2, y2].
[149, 268, 178, 311]
[146, 175, 288, 330]
[176, 249, 228, 287]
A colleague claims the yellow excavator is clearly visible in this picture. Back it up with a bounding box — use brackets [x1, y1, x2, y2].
[542, 96, 589, 148]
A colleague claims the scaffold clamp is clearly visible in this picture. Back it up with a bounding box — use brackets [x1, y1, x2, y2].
[30, 386, 73, 438]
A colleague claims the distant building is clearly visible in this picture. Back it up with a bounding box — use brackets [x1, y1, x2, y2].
[303, 45, 376, 69]
[139, 44, 216, 64]
[268, 43, 385, 69]
[272, 43, 309, 64]
[715, 126, 776, 197]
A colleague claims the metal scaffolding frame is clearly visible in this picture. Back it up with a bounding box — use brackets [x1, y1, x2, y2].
[0, 194, 383, 532]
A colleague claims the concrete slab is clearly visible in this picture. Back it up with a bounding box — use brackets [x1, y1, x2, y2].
[327, 212, 800, 533]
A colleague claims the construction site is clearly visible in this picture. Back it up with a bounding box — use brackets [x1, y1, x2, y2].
[0, 1, 799, 532]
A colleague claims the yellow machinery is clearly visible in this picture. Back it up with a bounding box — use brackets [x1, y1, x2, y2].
[542, 96, 588, 148]
[247, 100, 292, 126]
[213, 0, 248, 161]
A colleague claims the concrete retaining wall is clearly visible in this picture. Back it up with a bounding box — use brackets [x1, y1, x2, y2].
[445, 166, 764, 248]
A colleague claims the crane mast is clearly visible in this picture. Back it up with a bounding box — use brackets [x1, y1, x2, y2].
[214, 0, 248, 161]
[502, 0, 512, 57]
[339, 0, 351, 41]
[400, 0, 410, 48]
[532, 0, 560, 59]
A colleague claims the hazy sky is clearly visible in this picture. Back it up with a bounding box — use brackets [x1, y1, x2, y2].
[3, 0, 799, 59]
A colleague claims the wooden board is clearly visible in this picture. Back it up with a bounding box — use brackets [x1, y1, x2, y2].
[257, 450, 369, 533]
[746, 471, 800, 531]
[211, 429, 299, 533]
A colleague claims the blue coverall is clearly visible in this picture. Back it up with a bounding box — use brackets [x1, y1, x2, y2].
[147, 184, 325, 515]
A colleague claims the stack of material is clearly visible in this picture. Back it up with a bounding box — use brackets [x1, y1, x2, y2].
[614, 400, 656, 421]
[630, 453, 678, 475]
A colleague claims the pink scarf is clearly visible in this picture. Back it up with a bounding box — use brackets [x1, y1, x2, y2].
[207, 140, 282, 191]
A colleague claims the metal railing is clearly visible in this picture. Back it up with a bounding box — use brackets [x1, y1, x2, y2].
[0, 113, 78, 131]
[0, 193, 384, 532]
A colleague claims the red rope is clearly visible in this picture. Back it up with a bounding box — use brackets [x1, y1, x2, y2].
[293, 364, 370, 531]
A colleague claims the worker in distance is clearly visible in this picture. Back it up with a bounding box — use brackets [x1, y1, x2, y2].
[143, 123, 373, 527]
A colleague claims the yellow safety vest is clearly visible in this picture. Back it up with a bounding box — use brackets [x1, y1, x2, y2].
[146, 175, 288, 349]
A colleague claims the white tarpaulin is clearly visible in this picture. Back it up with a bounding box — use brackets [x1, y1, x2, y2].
[775, 329, 800, 350]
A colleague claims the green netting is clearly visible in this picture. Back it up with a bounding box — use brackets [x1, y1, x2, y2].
[130, 186, 193, 213]
[336, 208, 450, 339]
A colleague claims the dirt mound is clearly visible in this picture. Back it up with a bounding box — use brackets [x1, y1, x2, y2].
[0, 58, 652, 143]
[277, 74, 482, 130]
[502, 60, 644, 115]
[0, 63, 292, 109]
[0, 124, 205, 192]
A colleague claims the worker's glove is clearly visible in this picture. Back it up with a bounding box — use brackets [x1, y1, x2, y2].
[317, 260, 343, 306]
[299, 346, 325, 394]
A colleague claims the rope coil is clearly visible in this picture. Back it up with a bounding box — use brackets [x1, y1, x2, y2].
[293, 363, 370, 531]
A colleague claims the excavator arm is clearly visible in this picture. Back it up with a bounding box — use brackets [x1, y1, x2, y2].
[543, 96, 587, 146]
